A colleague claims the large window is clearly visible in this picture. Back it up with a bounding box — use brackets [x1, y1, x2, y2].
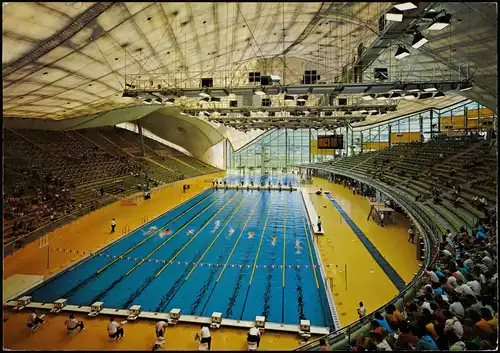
[229, 99, 496, 168]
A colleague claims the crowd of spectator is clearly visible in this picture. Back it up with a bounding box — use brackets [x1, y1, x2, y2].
[351, 212, 497, 351]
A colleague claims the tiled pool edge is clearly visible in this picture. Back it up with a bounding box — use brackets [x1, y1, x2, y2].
[300, 188, 341, 332]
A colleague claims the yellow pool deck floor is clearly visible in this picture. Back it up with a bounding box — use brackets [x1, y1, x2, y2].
[304, 177, 421, 326]
[3, 174, 420, 350]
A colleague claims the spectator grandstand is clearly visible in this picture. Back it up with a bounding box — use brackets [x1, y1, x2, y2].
[3, 127, 221, 253]
[296, 133, 497, 350]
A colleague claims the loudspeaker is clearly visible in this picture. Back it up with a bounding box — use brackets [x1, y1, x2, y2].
[248, 72, 261, 83]
[260, 76, 271, 85]
[261, 98, 271, 107]
[201, 78, 213, 88]
[338, 98, 348, 106]
[374, 68, 388, 81]
[230, 100, 238, 107]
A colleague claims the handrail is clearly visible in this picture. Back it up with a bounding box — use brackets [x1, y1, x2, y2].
[293, 168, 441, 351]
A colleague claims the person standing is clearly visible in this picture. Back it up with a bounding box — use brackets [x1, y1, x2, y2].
[199, 324, 212, 350]
[379, 213, 385, 227]
[317, 216, 322, 232]
[247, 326, 261, 348]
[408, 227, 415, 243]
[155, 320, 167, 340]
[64, 313, 85, 333]
[111, 218, 116, 233]
[357, 302, 367, 319]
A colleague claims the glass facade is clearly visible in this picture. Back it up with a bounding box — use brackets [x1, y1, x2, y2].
[229, 99, 497, 170]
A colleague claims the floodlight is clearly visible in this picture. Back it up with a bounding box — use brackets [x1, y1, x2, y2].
[394, 2, 417, 11]
[165, 98, 175, 105]
[428, 13, 452, 31]
[411, 32, 428, 49]
[385, 8, 403, 22]
[459, 82, 473, 91]
[394, 45, 410, 59]
[284, 95, 295, 102]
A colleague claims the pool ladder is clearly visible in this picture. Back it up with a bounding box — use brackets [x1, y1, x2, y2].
[141, 215, 149, 224]
[121, 225, 130, 234]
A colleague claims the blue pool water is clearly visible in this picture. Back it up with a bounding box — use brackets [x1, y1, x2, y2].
[219, 174, 300, 187]
[23, 188, 331, 328]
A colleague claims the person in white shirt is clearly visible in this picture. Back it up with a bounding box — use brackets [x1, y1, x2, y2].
[449, 300, 465, 318]
[357, 302, 367, 318]
[199, 324, 211, 350]
[379, 212, 385, 227]
[107, 316, 124, 341]
[407, 228, 415, 243]
[426, 270, 439, 284]
[64, 313, 85, 332]
[247, 326, 261, 348]
[155, 320, 167, 340]
[455, 281, 476, 298]
[27, 309, 44, 328]
[111, 218, 116, 233]
[317, 216, 322, 232]
[465, 274, 481, 296]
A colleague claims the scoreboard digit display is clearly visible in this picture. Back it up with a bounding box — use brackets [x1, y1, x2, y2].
[318, 135, 344, 149]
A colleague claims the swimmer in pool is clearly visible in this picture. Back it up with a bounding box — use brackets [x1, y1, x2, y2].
[248, 231, 255, 239]
[187, 229, 195, 236]
[295, 239, 302, 254]
[159, 229, 171, 238]
[228, 228, 235, 236]
[271, 236, 277, 246]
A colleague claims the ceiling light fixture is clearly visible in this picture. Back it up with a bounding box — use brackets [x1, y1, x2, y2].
[428, 13, 452, 31]
[403, 93, 418, 100]
[143, 98, 152, 105]
[418, 92, 434, 100]
[385, 8, 404, 22]
[423, 85, 438, 92]
[394, 2, 417, 11]
[411, 31, 428, 49]
[165, 98, 175, 105]
[153, 97, 162, 104]
[284, 95, 295, 102]
[459, 82, 473, 91]
[376, 93, 390, 100]
[394, 45, 410, 59]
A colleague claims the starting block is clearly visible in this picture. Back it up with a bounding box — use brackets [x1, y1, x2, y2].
[168, 308, 180, 325]
[127, 305, 141, 321]
[299, 320, 311, 338]
[255, 316, 266, 332]
[16, 296, 32, 311]
[88, 302, 104, 317]
[51, 298, 67, 313]
[210, 312, 222, 329]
